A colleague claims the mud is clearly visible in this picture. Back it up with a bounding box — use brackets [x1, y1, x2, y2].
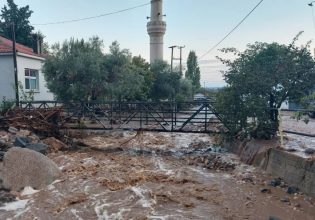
[0, 132, 315, 220]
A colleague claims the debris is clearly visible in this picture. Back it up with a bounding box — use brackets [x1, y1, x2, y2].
[1, 147, 61, 191]
[4, 108, 63, 137]
[14, 136, 31, 148]
[43, 137, 68, 153]
[0, 189, 16, 206]
[269, 216, 281, 220]
[280, 197, 290, 203]
[287, 186, 299, 195]
[304, 148, 315, 155]
[24, 143, 49, 155]
[268, 178, 282, 187]
[8, 127, 18, 134]
[260, 188, 271, 193]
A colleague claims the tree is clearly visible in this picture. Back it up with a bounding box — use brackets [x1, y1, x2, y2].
[44, 39, 151, 102]
[185, 51, 201, 90]
[132, 56, 154, 100]
[176, 78, 193, 102]
[215, 32, 315, 139]
[150, 60, 181, 100]
[0, 0, 34, 47]
[43, 37, 107, 101]
[103, 42, 150, 101]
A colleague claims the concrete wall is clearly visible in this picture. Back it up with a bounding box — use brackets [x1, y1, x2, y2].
[0, 55, 15, 100]
[226, 140, 315, 196]
[265, 149, 315, 196]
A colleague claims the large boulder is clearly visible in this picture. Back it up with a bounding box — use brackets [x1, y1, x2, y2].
[0, 147, 61, 191]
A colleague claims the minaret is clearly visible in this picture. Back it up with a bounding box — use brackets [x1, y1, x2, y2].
[147, 0, 166, 63]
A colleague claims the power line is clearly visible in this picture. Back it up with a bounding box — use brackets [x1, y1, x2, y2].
[32, 2, 150, 26]
[199, 0, 264, 60]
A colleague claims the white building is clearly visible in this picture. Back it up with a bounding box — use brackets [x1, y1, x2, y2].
[0, 36, 54, 101]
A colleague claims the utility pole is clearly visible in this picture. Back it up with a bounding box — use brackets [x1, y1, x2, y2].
[169, 45, 177, 72]
[178, 45, 185, 75]
[12, 23, 19, 106]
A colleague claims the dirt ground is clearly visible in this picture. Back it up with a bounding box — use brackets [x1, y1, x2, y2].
[1, 131, 315, 220]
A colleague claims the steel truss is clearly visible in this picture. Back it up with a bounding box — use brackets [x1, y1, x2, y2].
[19, 101, 223, 133]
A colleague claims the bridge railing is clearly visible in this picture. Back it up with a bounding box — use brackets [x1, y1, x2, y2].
[18, 100, 221, 133]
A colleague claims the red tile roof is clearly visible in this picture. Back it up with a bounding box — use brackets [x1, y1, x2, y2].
[0, 35, 42, 57]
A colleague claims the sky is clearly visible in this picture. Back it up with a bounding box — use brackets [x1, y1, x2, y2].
[1, 0, 315, 87]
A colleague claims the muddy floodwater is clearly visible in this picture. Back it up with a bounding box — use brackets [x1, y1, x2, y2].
[1, 131, 315, 220]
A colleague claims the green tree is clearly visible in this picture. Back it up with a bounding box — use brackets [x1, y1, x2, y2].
[215, 33, 315, 139]
[104, 42, 150, 101]
[176, 78, 193, 102]
[150, 60, 181, 101]
[0, 0, 34, 47]
[132, 56, 154, 100]
[43, 37, 107, 101]
[185, 51, 201, 90]
[44, 39, 151, 102]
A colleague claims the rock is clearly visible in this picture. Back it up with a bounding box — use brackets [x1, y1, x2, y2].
[25, 143, 49, 154]
[287, 186, 299, 194]
[18, 129, 31, 137]
[280, 197, 290, 203]
[285, 148, 297, 152]
[43, 137, 68, 153]
[8, 127, 18, 134]
[1, 147, 61, 191]
[294, 203, 301, 208]
[14, 136, 31, 148]
[0, 135, 10, 143]
[268, 178, 282, 187]
[269, 216, 281, 220]
[204, 147, 212, 153]
[0, 189, 16, 206]
[260, 188, 271, 193]
[0, 139, 6, 147]
[0, 151, 4, 160]
[304, 148, 315, 155]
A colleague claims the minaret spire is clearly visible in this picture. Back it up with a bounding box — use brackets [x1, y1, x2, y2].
[147, 0, 166, 63]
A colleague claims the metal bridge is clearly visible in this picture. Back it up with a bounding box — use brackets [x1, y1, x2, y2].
[19, 101, 223, 133]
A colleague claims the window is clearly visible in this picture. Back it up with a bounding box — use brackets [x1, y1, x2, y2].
[25, 69, 39, 90]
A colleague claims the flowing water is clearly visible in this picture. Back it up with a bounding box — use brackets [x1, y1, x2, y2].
[0, 131, 315, 220]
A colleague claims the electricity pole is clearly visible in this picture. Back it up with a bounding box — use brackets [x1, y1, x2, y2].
[178, 45, 185, 75]
[169, 45, 177, 72]
[12, 23, 19, 106]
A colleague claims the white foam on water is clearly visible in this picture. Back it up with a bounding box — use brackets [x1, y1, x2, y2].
[94, 200, 129, 220]
[13, 206, 30, 218]
[71, 209, 84, 220]
[130, 186, 155, 208]
[154, 156, 174, 175]
[20, 186, 39, 196]
[189, 167, 215, 178]
[0, 199, 29, 212]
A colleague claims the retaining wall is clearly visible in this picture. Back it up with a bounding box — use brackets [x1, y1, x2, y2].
[226, 139, 315, 196]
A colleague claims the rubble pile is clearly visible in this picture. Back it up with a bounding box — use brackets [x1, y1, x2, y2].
[186, 154, 236, 172]
[1, 107, 63, 137]
[0, 120, 68, 207]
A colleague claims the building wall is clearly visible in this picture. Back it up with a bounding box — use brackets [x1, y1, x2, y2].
[0, 55, 15, 100]
[16, 55, 54, 101]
